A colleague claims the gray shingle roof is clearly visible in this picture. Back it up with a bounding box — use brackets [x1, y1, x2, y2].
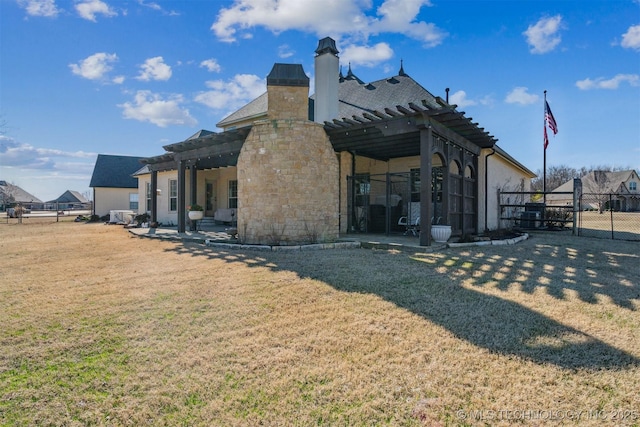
[0, 181, 43, 204]
[48, 190, 89, 204]
[217, 92, 268, 128]
[89, 154, 144, 188]
[334, 73, 439, 120]
[218, 70, 440, 128]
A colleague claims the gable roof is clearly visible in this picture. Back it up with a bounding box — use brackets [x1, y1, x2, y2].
[0, 181, 43, 204]
[48, 190, 89, 204]
[89, 154, 144, 188]
[553, 170, 639, 194]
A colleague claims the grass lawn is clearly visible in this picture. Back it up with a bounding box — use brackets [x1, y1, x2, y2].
[1, 222, 639, 426]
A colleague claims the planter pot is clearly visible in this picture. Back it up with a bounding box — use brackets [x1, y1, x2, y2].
[188, 211, 204, 220]
[431, 225, 452, 243]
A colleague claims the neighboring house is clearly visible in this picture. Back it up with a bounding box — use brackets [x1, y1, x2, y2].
[46, 190, 91, 210]
[548, 170, 640, 212]
[90, 154, 144, 217]
[139, 37, 535, 245]
[0, 180, 43, 210]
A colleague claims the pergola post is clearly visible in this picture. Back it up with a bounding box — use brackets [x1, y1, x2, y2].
[151, 170, 158, 224]
[190, 164, 197, 207]
[177, 160, 186, 233]
[419, 124, 433, 246]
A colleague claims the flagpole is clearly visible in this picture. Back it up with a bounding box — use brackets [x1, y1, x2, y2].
[543, 90, 547, 206]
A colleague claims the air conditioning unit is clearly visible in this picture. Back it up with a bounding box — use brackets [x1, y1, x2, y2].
[520, 211, 541, 228]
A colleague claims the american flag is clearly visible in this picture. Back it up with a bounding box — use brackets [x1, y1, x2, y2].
[544, 100, 557, 150]
[545, 100, 558, 135]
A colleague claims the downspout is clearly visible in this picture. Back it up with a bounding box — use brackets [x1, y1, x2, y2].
[484, 148, 496, 232]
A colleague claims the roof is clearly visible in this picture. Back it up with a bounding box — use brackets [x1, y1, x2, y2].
[266, 63, 309, 87]
[332, 70, 441, 119]
[0, 181, 43, 204]
[493, 145, 537, 178]
[217, 92, 268, 128]
[554, 170, 639, 194]
[217, 65, 495, 150]
[89, 154, 144, 188]
[48, 190, 89, 204]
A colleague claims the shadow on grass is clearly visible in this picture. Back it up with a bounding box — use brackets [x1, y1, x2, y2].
[164, 237, 640, 371]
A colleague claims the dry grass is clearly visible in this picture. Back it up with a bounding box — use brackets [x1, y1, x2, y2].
[1, 222, 639, 426]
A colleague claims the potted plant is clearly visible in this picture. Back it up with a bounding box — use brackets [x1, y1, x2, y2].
[430, 223, 452, 243]
[187, 204, 204, 220]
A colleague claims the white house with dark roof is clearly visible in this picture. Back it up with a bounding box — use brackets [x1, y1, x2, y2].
[138, 37, 535, 245]
[90, 154, 144, 217]
[0, 180, 43, 210]
[548, 170, 640, 211]
[46, 190, 91, 210]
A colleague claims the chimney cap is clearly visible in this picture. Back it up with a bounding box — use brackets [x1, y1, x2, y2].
[315, 37, 339, 56]
[267, 63, 309, 87]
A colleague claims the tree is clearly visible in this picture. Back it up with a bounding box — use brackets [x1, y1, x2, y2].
[532, 164, 632, 193]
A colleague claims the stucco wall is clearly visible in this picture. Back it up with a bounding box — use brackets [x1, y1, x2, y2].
[237, 119, 339, 245]
[93, 187, 137, 217]
[478, 149, 533, 231]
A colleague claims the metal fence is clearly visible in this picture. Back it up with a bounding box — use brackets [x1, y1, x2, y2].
[498, 189, 640, 242]
[577, 193, 640, 241]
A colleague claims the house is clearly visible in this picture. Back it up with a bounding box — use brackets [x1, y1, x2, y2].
[138, 37, 535, 245]
[548, 170, 640, 211]
[90, 154, 144, 217]
[46, 190, 91, 210]
[0, 180, 43, 210]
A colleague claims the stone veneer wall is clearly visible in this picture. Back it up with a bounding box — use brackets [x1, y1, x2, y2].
[237, 119, 339, 245]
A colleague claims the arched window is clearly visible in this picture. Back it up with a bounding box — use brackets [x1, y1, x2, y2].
[464, 165, 474, 179]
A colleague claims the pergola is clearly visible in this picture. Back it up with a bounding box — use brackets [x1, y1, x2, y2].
[142, 98, 496, 245]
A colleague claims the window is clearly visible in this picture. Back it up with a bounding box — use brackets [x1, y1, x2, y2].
[630, 182, 637, 191]
[145, 182, 151, 212]
[169, 179, 177, 211]
[228, 180, 238, 209]
[129, 193, 139, 210]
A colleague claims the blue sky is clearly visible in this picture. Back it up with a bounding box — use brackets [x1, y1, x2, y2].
[1, 0, 639, 201]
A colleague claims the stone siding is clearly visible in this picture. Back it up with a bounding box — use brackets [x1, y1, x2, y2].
[267, 85, 309, 121]
[237, 119, 339, 245]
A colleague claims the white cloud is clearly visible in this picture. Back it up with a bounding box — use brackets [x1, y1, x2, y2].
[136, 0, 179, 16]
[75, 0, 117, 22]
[505, 87, 539, 105]
[523, 15, 563, 54]
[278, 44, 295, 59]
[17, 0, 59, 17]
[576, 74, 640, 90]
[136, 57, 172, 81]
[448, 90, 476, 108]
[211, 0, 446, 48]
[69, 52, 118, 81]
[621, 24, 640, 51]
[119, 90, 197, 127]
[194, 74, 266, 112]
[341, 42, 394, 67]
[0, 135, 96, 170]
[112, 75, 125, 84]
[200, 59, 222, 73]
[448, 91, 494, 108]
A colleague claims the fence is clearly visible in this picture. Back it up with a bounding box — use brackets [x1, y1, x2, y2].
[2, 207, 93, 224]
[498, 188, 640, 242]
[577, 193, 640, 241]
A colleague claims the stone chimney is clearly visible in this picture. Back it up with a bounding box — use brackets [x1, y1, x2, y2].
[237, 61, 339, 245]
[314, 37, 339, 124]
[266, 63, 309, 120]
